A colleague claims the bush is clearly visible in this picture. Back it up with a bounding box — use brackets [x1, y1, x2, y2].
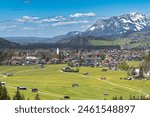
[118, 62, 130, 71]
[75, 68, 79, 72]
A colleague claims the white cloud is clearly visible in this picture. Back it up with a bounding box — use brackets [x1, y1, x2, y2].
[41, 18, 59, 22]
[22, 27, 35, 30]
[52, 20, 89, 26]
[17, 16, 39, 22]
[16, 13, 96, 24]
[0, 12, 96, 37]
[70, 13, 96, 18]
[0, 25, 17, 30]
[41, 16, 65, 22]
[81, 25, 92, 28]
[16, 16, 66, 23]
[22, 16, 39, 20]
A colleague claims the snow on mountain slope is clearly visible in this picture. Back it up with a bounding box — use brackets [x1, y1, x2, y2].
[85, 12, 150, 37]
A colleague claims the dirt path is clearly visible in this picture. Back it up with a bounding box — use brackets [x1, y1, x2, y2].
[59, 70, 149, 98]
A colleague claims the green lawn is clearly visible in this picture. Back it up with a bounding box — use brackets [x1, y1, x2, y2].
[0, 64, 150, 100]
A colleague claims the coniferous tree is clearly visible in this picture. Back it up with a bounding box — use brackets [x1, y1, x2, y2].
[0, 87, 10, 100]
[0, 84, 10, 100]
[139, 66, 144, 78]
[35, 93, 41, 100]
[13, 90, 25, 100]
[119, 96, 123, 100]
[112, 96, 118, 100]
[0, 83, 2, 99]
[129, 94, 132, 100]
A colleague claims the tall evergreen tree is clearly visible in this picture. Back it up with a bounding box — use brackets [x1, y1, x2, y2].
[119, 96, 123, 100]
[0, 83, 2, 98]
[35, 93, 41, 100]
[0, 85, 10, 100]
[139, 66, 144, 78]
[13, 90, 25, 100]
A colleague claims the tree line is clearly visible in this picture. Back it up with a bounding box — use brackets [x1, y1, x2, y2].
[112, 95, 150, 100]
[0, 83, 40, 100]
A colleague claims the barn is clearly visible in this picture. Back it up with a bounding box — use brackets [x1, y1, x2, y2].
[0, 82, 6, 86]
[17, 86, 27, 90]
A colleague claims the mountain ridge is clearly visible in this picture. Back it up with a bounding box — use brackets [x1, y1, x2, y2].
[4, 12, 150, 46]
[85, 12, 150, 38]
[0, 37, 21, 48]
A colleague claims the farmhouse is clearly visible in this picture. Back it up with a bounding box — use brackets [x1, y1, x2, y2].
[104, 93, 109, 96]
[17, 86, 27, 90]
[26, 56, 38, 60]
[61, 67, 77, 72]
[144, 71, 150, 78]
[83, 72, 89, 75]
[134, 69, 140, 77]
[6, 73, 13, 77]
[0, 82, 6, 86]
[25, 56, 39, 64]
[100, 77, 106, 80]
[120, 77, 132, 80]
[11, 56, 23, 65]
[72, 83, 79, 87]
[62, 67, 73, 72]
[12, 56, 23, 60]
[64, 96, 70, 100]
[127, 77, 132, 80]
[32, 88, 38, 92]
[101, 68, 108, 71]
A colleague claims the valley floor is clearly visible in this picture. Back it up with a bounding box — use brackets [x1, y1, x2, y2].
[0, 64, 149, 100]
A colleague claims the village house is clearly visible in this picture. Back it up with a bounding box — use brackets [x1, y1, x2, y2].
[11, 56, 24, 65]
[61, 67, 78, 72]
[25, 56, 39, 64]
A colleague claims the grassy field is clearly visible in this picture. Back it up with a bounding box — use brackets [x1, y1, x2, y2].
[0, 63, 150, 100]
[89, 39, 131, 46]
[89, 38, 150, 48]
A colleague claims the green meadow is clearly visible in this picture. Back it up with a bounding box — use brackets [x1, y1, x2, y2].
[0, 63, 150, 100]
[89, 39, 150, 48]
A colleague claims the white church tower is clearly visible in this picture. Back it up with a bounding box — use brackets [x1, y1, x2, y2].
[56, 48, 60, 55]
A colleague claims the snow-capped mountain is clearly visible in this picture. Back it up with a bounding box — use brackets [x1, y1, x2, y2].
[85, 12, 150, 37]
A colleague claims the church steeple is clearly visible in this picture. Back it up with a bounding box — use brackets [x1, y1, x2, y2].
[57, 48, 59, 55]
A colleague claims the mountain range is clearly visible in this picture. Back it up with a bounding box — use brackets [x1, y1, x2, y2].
[3, 12, 150, 47]
[85, 12, 150, 38]
[55, 12, 150, 46]
[0, 37, 20, 48]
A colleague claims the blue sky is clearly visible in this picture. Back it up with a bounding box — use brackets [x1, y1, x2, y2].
[0, 0, 150, 37]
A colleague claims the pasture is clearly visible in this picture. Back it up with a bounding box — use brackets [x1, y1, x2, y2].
[0, 64, 150, 100]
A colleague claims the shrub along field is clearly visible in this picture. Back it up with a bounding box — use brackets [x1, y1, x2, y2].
[0, 63, 149, 100]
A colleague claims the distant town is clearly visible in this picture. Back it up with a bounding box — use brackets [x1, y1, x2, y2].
[0, 48, 144, 67]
